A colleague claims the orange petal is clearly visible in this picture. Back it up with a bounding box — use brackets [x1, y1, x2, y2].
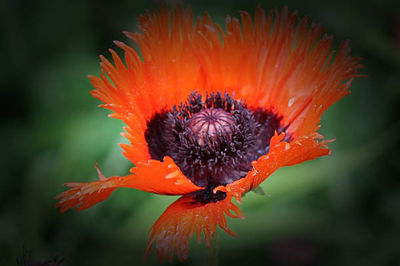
[90, 4, 218, 124]
[90, 5, 362, 171]
[189, 6, 362, 138]
[56, 157, 202, 212]
[144, 193, 244, 263]
[55, 179, 119, 213]
[89, 5, 222, 167]
[123, 156, 203, 195]
[215, 132, 331, 201]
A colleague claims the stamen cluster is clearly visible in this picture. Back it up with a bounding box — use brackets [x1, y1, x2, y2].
[145, 92, 286, 203]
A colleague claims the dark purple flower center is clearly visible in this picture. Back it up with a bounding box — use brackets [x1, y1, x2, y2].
[145, 92, 289, 204]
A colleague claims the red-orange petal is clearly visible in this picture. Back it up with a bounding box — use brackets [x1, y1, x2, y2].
[56, 157, 203, 212]
[189, 6, 362, 139]
[89, 5, 362, 178]
[144, 193, 244, 263]
[88, 5, 222, 169]
[214, 132, 331, 201]
[91, 4, 215, 118]
[124, 156, 203, 195]
[56, 179, 118, 213]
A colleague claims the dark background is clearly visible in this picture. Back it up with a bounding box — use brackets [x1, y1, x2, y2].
[1, 0, 399, 265]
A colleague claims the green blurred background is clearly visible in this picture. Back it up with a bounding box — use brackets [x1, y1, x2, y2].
[1, 0, 400, 265]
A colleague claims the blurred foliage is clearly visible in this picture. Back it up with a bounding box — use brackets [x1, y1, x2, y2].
[1, 0, 399, 265]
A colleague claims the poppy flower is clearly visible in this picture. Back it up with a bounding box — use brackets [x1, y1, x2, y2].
[56, 5, 362, 263]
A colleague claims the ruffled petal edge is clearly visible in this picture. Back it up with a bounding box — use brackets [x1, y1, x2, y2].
[144, 193, 244, 263]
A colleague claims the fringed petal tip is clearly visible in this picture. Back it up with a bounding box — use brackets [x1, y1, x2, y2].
[55, 165, 120, 213]
[55, 181, 116, 213]
[56, 158, 204, 213]
[144, 194, 244, 263]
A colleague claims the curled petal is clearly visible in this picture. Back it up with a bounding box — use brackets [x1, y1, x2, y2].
[145, 193, 244, 263]
[56, 157, 203, 212]
[124, 156, 203, 195]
